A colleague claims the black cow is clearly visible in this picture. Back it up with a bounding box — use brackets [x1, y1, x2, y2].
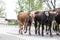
[34, 11, 56, 37]
[54, 13, 60, 35]
[51, 8, 60, 35]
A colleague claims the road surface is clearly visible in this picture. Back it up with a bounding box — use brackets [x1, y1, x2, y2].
[0, 24, 60, 40]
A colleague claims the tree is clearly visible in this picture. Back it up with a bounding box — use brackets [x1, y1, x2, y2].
[0, 0, 5, 17]
[43, 0, 56, 10]
[29, 0, 43, 10]
[15, 0, 43, 14]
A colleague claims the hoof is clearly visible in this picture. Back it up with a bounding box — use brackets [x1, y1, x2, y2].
[19, 31, 23, 35]
[56, 33, 59, 35]
[42, 35, 44, 36]
[50, 34, 53, 37]
[24, 31, 27, 33]
[38, 33, 40, 35]
[46, 32, 48, 35]
[18, 33, 23, 35]
[35, 33, 37, 35]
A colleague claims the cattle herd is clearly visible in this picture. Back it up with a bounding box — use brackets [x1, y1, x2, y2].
[17, 8, 60, 37]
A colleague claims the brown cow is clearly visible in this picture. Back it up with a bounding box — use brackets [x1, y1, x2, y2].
[17, 11, 32, 35]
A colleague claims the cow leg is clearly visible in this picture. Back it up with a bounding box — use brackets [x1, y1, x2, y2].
[19, 25, 23, 35]
[29, 25, 31, 35]
[46, 25, 47, 32]
[34, 21, 37, 35]
[24, 27, 27, 33]
[28, 18, 32, 35]
[46, 25, 49, 35]
[59, 24, 60, 33]
[24, 23, 28, 33]
[38, 23, 40, 35]
[57, 24, 59, 35]
[56, 24, 59, 35]
[18, 21, 21, 34]
[18, 23, 22, 34]
[49, 23, 52, 37]
[24, 25, 27, 33]
[24, 21, 29, 33]
[21, 26, 23, 34]
[19, 26, 20, 34]
[18, 21, 23, 35]
[42, 24, 44, 36]
[53, 21, 57, 31]
[55, 24, 58, 35]
[52, 21, 55, 31]
[35, 25, 37, 35]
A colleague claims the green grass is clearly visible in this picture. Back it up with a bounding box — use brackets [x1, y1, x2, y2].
[7, 21, 18, 25]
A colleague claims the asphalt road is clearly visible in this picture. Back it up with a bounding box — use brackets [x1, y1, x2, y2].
[0, 24, 60, 40]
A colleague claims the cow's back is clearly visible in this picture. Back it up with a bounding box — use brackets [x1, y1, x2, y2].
[17, 12, 30, 23]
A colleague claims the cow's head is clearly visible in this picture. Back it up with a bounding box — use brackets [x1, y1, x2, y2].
[49, 9, 58, 16]
[48, 10, 57, 21]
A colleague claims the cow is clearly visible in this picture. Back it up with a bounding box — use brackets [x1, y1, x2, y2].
[17, 11, 32, 35]
[51, 8, 60, 35]
[34, 10, 56, 37]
